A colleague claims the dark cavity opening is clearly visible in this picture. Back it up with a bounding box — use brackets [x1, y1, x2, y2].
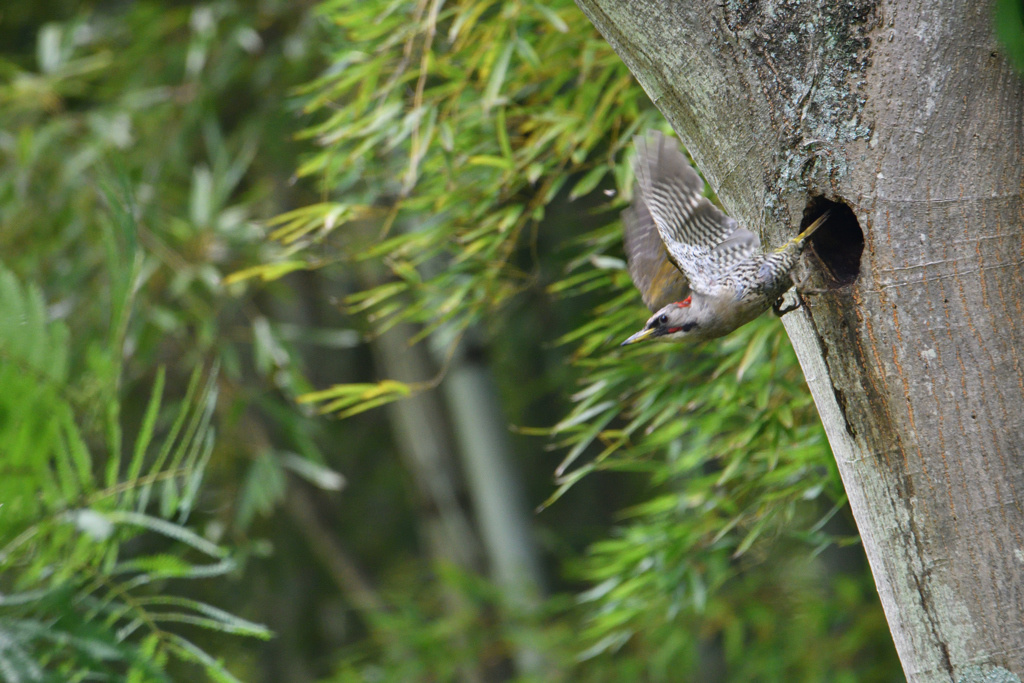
[801, 196, 863, 287]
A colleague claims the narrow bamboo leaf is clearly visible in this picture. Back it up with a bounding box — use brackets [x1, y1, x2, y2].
[495, 107, 513, 160]
[570, 379, 608, 402]
[177, 430, 214, 523]
[235, 452, 285, 529]
[554, 408, 619, 478]
[538, 463, 595, 511]
[114, 554, 192, 577]
[165, 634, 245, 683]
[144, 596, 271, 638]
[482, 42, 514, 111]
[532, 2, 569, 33]
[125, 366, 165, 503]
[553, 400, 616, 433]
[60, 406, 95, 493]
[331, 394, 399, 418]
[223, 261, 307, 285]
[733, 518, 767, 558]
[280, 453, 346, 491]
[149, 612, 271, 639]
[569, 166, 608, 200]
[466, 155, 513, 169]
[163, 368, 219, 515]
[298, 380, 411, 405]
[139, 366, 203, 513]
[104, 511, 226, 558]
[736, 325, 770, 382]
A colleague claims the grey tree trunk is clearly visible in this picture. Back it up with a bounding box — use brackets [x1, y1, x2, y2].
[373, 323, 484, 574]
[372, 324, 487, 683]
[435, 337, 545, 606]
[375, 322, 549, 679]
[436, 337, 546, 675]
[571, 1, 1024, 681]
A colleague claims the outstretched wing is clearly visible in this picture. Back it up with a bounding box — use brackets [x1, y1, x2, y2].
[632, 132, 760, 294]
[622, 187, 690, 311]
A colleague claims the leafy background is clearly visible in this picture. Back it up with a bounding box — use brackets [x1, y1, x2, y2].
[8, 0, 1011, 680]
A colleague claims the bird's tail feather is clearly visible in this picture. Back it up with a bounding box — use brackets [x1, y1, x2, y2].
[779, 209, 832, 251]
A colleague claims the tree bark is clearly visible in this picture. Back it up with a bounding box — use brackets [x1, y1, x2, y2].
[572, 1, 1024, 681]
[437, 336, 547, 675]
[372, 324, 488, 683]
[437, 337, 545, 605]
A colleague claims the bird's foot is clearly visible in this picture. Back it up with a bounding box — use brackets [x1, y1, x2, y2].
[773, 296, 801, 317]
[792, 268, 829, 296]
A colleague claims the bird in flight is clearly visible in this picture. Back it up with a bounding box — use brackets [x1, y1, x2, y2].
[620, 132, 829, 346]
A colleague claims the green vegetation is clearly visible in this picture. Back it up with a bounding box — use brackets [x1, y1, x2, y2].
[1, 1, 905, 681]
[995, 0, 1024, 73]
[0, 230, 268, 680]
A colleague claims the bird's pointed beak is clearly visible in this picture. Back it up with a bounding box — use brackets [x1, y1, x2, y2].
[620, 327, 655, 346]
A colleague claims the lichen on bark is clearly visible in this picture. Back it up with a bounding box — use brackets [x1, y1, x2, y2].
[715, 0, 881, 213]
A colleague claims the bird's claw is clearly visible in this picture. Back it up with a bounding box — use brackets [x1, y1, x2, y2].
[773, 296, 801, 317]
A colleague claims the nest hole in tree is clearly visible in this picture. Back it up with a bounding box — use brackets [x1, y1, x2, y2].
[801, 196, 863, 287]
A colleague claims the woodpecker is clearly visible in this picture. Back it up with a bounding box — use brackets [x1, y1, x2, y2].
[620, 132, 830, 346]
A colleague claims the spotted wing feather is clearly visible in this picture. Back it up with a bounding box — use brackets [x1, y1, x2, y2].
[632, 132, 760, 294]
[622, 187, 690, 311]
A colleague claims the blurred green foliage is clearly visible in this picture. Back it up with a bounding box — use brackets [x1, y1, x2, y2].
[994, 0, 1024, 73]
[0, 2, 328, 680]
[0, 231, 269, 680]
[1, 0, 905, 681]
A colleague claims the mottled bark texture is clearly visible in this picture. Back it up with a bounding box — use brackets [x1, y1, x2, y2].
[572, 1, 1024, 681]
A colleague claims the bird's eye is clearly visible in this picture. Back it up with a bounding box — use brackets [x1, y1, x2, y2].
[658, 314, 668, 325]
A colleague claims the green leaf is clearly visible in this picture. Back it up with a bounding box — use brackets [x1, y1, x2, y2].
[138, 366, 203, 513]
[125, 366, 166, 504]
[298, 380, 412, 417]
[103, 511, 226, 558]
[532, 2, 569, 33]
[140, 597, 271, 639]
[482, 42, 514, 111]
[994, 0, 1024, 73]
[569, 166, 609, 200]
[165, 634, 245, 683]
[281, 452, 346, 491]
[224, 261, 307, 284]
[466, 154, 513, 169]
[235, 451, 286, 529]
